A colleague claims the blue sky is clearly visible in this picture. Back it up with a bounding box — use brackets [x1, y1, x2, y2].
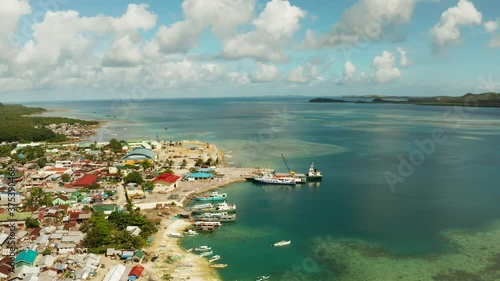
[0, 0, 499, 101]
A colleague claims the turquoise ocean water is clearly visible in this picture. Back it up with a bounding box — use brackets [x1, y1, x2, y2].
[26, 97, 500, 280]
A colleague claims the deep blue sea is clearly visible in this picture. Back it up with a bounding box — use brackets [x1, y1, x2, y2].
[26, 97, 500, 280]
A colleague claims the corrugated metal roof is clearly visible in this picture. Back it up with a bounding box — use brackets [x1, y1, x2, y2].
[103, 264, 126, 281]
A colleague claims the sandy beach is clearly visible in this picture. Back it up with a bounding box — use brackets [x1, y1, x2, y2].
[142, 219, 221, 281]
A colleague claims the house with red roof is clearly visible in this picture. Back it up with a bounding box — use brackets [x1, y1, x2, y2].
[152, 173, 180, 192]
[72, 174, 98, 188]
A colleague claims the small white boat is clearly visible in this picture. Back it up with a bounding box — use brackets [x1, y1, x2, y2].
[273, 240, 291, 247]
[256, 276, 270, 281]
[186, 248, 194, 253]
[169, 232, 183, 238]
[184, 230, 198, 236]
[208, 255, 221, 263]
[194, 246, 212, 252]
[199, 251, 213, 257]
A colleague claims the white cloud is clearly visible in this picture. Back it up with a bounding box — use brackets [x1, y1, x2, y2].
[0, 0, 31, 60]
[429, 0, 482, 49]
[228, 71, 251, 85]
[484, 20, 498, 33]
[483, 19, 500, 48]
[102, 35, 143, 67]
[396, 47, 412, 66]
[221, 0, 306, 61]
[15, 4, 157, 68]
[304, 0, 417, 49]
[372, 51, 401, 83]
[253, 63, 279, 82]
[343, 61, 358, 82]
[145, 0, 255, 57]
[288, 62, 322, 84]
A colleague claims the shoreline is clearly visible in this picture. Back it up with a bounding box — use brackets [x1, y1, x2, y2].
[144, 219, 222, 281]
[145, 168, 257, 281]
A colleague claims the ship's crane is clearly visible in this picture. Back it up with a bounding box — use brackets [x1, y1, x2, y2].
[281, 153, 295, 175]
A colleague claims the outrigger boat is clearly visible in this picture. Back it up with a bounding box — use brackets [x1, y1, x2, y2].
[199, 251, 213, 257]
[208, 255, 221, 263]
[211, 263, 228, 269]
[194, 246, 212, 252]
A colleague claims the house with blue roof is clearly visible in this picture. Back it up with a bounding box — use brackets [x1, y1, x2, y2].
[15, 249, 38, 268]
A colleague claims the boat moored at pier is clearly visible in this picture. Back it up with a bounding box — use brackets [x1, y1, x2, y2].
[306, 162, 322, 181]
[197, 212, 236, 222]
[253, 172, 296, 185]
[195, 192, 228, 201]
[194, 221, 222, 231]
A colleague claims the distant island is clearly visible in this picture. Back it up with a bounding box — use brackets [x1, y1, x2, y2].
[309, 92, 500, 108]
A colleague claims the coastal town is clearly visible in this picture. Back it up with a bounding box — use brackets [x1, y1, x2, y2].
[0, 138, 263, 281]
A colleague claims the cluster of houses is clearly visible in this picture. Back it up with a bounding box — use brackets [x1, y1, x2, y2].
[43, 124, 97, 139]
[0, 204, 147, 280]
[0, 139, 227, 280]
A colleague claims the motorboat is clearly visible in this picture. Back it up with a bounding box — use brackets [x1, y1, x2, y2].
[273, 240, 291, 246]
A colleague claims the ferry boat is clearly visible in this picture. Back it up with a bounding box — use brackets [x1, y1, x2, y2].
[198, 212, 236, 222]
[195, 192, 228, 201]
[273, 240, 291, 247]
[194, 221, 222, 231]
[194, 246, 212, 252]
[306, 163, 322, 181]
[208, 255, 221, 263]
[253, 173, 296, 185]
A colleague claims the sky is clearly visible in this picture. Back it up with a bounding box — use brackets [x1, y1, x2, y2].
[0, 0, 499, 102]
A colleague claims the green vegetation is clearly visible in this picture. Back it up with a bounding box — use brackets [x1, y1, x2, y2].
[142, 181, 154, 193]
[26, 188, 53, 207]
[0, 144, 15, 157]
[17, 146, 45, 161]
[41, 248, 52, 256]
[82, 209, 158, 253]
[25, 217, 40, 228]
[109, 138, 123, 154]
[60, 174, 71, 183]
[124, 171, 143, 185]
[0, 103, 97, 142]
